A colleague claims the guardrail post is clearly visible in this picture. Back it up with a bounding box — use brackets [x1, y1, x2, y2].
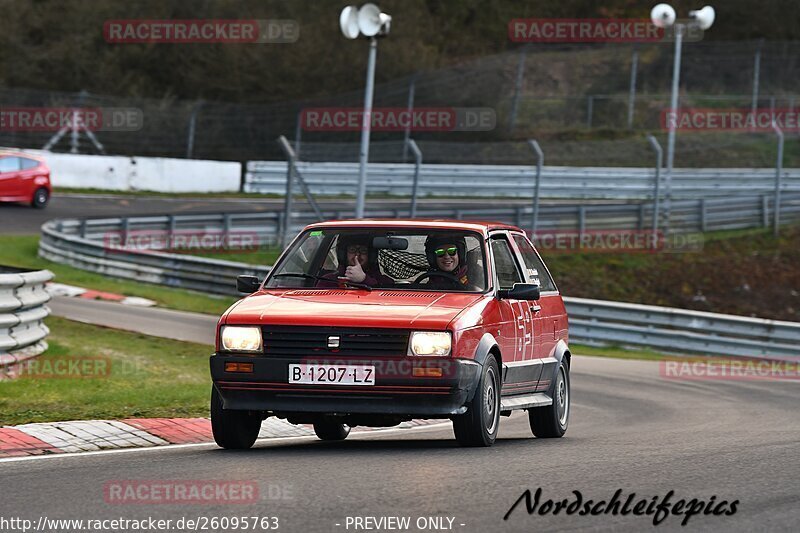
[646, 135, 663, 244]
[762, 195, 769, 228]
[515, 206, 523, 228]
[578, 205, 586, 245]
[168, 214, 176, 245]
[79, 219, 87, 238]
[455, 210, 463, 221]
[406, 138, 422, 218]
[527, 139, 543, 236]
[700, 199, 707, 232]
[773, 122, 784, 237]
[121, 217, 130, 248]
[638, 204, 646, 230]
[223, 214, 232, 245]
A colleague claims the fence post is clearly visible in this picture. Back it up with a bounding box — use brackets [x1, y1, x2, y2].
[279, 139, 296, 249]
[186, 100, 203, 158]
[578, 205, 586, 246]
[586, 96, 594, 129]
[406, 138, 422, 218]
[277, 135, 323, 222]
[508, 47, 527, 133]
[527, 140, 544, 236]
[627, 48, 639, 129]
[638, 204, 646, 230]
[773, 122, 784, 237]
[751, 40, 762, 130]
[762, 195, 769, 228]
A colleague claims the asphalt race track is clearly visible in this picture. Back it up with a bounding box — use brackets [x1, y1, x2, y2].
[1, 351, 797, 532]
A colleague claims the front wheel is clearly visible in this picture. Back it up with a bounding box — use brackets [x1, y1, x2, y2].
[529, 359, 570, 438]
[453, 356, 500, 447]
[210, 386, 262, 449]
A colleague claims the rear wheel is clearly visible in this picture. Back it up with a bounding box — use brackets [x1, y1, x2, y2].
[453, 356, 500, 447]
[31, 188, 49, 209]
[529, 359, 569, 438]
[313, 420, 350, 441]
[210, 386, 262, 449]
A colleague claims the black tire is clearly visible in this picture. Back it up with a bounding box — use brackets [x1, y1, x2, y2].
[313, 420, 350, 441]
[529, 359, 570, 438]
[31, 188, 49, 209]
[210, 386, 262, 449]
[452, 355, 501, 447]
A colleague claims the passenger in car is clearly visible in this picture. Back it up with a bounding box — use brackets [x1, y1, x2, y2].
[317, 234, 394, 288]
[422, 234, 472, 290]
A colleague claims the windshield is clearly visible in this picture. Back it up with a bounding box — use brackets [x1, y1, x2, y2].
[266, 228, 487, 292]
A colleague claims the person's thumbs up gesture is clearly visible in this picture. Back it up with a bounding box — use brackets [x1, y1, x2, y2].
[345, 254, 367, 283]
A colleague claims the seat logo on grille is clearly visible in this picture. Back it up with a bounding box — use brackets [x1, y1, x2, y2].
[327, 336, 340, 349]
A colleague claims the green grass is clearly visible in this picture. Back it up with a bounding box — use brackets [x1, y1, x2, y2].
[187, 246, 282, 265]
[0, 316, 211, 426]
[571, 343, 676, 361]
[0, 235, 236, 315]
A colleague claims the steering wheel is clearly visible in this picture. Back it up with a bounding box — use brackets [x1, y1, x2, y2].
[412, 271, 462, 289]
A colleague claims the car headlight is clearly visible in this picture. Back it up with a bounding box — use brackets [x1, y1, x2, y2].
[408, 331, 452, 356]
[220, 326, 262, 353]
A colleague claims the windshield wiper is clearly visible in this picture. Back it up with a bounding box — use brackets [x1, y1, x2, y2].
[270, 272, 373, 291]
[271, 273, 324, 281]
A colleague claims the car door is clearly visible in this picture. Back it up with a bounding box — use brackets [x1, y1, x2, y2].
[489, 232, 541, 395]
[0, 157, 23, 198]
[510, 232, 567, 392]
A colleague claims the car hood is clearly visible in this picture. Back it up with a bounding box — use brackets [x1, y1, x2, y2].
[223, 289, 484, 330]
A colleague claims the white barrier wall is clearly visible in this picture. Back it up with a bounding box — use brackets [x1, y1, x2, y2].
[7, 149, 241, 193]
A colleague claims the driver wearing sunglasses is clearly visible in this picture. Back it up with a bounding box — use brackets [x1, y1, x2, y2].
[423, 234, 471, 290]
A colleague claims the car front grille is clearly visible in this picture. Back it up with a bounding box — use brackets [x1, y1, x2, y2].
[261, 326, 411, 357]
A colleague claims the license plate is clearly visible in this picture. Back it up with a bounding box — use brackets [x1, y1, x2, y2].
[289, 364, 375, 386]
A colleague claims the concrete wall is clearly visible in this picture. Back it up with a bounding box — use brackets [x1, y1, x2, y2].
[8, 149, 241, 192]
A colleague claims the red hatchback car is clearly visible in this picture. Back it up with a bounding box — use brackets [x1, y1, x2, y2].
[211, 220, 570, 448]
[0, 152, 51, 208]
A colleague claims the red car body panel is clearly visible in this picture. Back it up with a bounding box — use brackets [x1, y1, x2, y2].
[0, 152, 51, 204]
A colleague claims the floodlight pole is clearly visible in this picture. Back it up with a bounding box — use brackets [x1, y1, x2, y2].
[355, 37, 378, 219]
[664, 23, 683, 236]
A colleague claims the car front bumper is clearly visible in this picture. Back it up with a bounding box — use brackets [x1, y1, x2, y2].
[210, 354, 482, 417]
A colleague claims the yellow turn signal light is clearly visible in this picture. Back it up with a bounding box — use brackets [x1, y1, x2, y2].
[225, 362, 254, 373]
[412, 367, 443, 378]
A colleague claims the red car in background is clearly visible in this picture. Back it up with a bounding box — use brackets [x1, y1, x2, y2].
[0, 151, 51, 208]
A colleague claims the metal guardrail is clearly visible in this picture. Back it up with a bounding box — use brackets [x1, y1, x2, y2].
[0, 268, 54, 373]
[565, 297, 800, 358]
[38, 208, 800, 359]
[245, 162, 800, 200]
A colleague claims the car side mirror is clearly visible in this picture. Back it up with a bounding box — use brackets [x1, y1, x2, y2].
[236, 275, 261, 294]
[497, 282, 540, 301]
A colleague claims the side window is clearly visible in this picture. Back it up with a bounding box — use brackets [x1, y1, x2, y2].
[20, 157, 39, 170]
[490, 237, 523, 290]
[0, 157, 20, 173]
[512, 234, 557, 292]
